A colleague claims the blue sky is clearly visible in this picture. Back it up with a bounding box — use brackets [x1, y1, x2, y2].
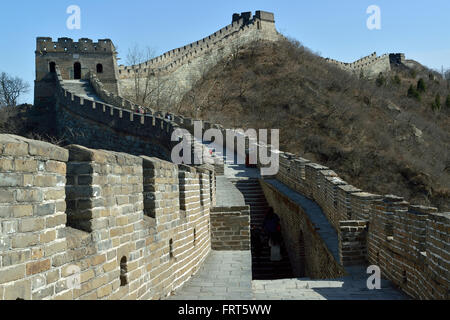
[0, 0, 449, 104]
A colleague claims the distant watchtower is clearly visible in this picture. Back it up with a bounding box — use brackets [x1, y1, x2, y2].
[34, 37, 120, 107]
[232, 10, 275, 30]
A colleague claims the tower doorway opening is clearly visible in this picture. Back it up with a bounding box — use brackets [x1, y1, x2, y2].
[74, 62, 81, 79]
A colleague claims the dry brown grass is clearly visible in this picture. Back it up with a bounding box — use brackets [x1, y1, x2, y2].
[178, 38, 450, 211]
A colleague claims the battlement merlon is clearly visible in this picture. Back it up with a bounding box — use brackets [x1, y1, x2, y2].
[36, 37, 117, 54]
[255, 10, 275, 22]
[232, 10, 275, 24]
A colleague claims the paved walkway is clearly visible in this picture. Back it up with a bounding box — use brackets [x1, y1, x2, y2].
[167, 251, 407, 300]
[173, 140, 408, 300]
[168, 251, 253, 300]
[215, 176, 245, 207]
[61, 80, 105, 103]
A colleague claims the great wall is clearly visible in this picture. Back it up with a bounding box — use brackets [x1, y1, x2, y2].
[325, 52, 406, 77]
[0, 11, 448, 300]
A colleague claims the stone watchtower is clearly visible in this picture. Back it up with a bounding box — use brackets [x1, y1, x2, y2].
[232, 10, 276, 30]
[34, 37, 120, 107]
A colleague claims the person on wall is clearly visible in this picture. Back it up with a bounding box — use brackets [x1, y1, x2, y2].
[263, 207, 282, 262]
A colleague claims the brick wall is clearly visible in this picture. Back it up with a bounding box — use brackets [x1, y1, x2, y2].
[0, 135, 69, 300]
[266, 148, 449, 299]
[339, 221, 368, 266]
[0, 135, 214, 300]
[210, 206, 250, 251]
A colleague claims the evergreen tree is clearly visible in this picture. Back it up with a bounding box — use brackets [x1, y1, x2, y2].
[376, 73, 386, 87]
[417, 78, 426, 92]
[431, 93, 441, 111]
[407, 85, 420, 101]
[392, 75, 401, 85]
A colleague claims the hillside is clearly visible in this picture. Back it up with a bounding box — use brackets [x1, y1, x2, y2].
[177, 38, 450, 211]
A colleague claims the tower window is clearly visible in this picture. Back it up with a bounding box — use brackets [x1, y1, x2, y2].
[169, 239, 174, 259]
[74, 62, 81, 79]
[49, 62, 56, 73]
[96, 63, 103, 73]
[120, 256, 128, 286]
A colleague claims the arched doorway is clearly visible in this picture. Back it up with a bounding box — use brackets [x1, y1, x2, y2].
[74, 62, 81, 79]
[49, 62, 56, 73]
[96, 63, 103, 73]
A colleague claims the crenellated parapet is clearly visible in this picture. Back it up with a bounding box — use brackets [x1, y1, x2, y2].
[0, 134, 215, 300]
[262, 144, 449, 299]
[53, 67, 178, 160]
[36, 37, 116, 54]
[326, 52, 397, 77]
[117, 11, 279, 77]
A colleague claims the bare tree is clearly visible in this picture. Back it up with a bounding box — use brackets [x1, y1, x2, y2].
[0, 72, 30, 107]
[126, 45, 156, 106]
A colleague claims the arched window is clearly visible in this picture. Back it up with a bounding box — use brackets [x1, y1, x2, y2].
[49, 62, 56, 73]
[120, 256, 128, 286]
[96, 63, 103, 73]
[169, 239, 174, 259]
[74, 62, 81, 79]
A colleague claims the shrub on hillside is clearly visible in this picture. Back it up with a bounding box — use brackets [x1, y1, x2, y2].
[431, 93, 441, 111]
[407, 85, 421, 101]
[417, 78, 426, 92]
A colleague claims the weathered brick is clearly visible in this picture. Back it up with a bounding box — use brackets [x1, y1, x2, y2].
[45, 213, 66, 228]
[0, 158, 14, 171]
[12, 205, 33, 218]
[45, 160, 66, 175]
[45, 240, 67, 257]
[1, 250, 30, 267]
[14, 159, 37, 172]
[40, 230, 56, 243]
[3, 279, 31, 300]
[34, 175, 57, 187]
[46, 269, 60, 284]
[32, 284, 54, 300]
[80, 269, 95, 283]
[12, 234, 39, 248]
[44, 189, 65, 201]
[28, 140, 68, 162]
[2, 139, 28, 156]
[0, 264, 26, 284]
[34, 202, 56, 216]
[54, 290, 73, 300]
[0, 190, 14, 203]
[19, 217, 45, 233]
[97, 284, 113, 298]
[26, 259, 51, 275]
[31, 247, 44, 260]
[90, 254, 106, 266]
[16, 189, 42, 202]
[102, 260, 117, 273]
[0, 173, 22, 187]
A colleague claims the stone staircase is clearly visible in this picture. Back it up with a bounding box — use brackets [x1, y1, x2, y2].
[233, 178, 294, 280]
[61, 80, 104, 103]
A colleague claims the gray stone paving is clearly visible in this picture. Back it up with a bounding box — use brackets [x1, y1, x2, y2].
[168, 251, 253, 300]
[167, 251, 407, 300]
[62, 80, 105, 102]
[215, 176, 245, 207]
